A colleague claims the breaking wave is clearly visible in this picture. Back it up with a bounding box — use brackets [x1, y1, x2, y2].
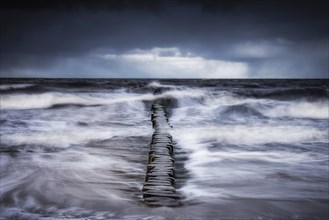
[1, 79, 328, 220]
[0, 84, 36, 91]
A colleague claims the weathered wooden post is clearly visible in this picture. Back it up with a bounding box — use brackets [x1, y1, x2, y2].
[142, 104, 180, 206]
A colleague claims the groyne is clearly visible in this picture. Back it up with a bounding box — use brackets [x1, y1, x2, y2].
[142, 104, 180, 207]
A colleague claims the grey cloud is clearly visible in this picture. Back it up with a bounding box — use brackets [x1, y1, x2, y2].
[0, 0, 328, 78]
[249, 39, 329, 78]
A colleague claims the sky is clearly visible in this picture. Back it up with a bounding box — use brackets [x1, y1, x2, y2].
[0, 0, 328, 78]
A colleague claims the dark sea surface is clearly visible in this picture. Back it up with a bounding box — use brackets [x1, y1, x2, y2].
[0, 78, 328, 220]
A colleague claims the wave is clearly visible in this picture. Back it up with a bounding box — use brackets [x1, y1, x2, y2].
[0, 121, 151, 150]
[147, 81, 178, 89]
[0, 128, 114, 149]
[0, 92, 148, 110]
[178, 146, 327, 201]
[263, 100, 329, 119]
[172, 124, 328, 146]
[218, 100, 329, 120]
[219, 99, 329, 120]
[0, 88, 207, 110]
[240, 88, 328, 100]
[173, 123, 328, 201]
[219, 103, 265, 118]
[171, 89, 329, 120]
[0, 136, 150, 218]
[0, 84, 36, 91]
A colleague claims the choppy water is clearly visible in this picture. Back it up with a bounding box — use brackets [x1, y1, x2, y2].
[0, 79, 328, 220]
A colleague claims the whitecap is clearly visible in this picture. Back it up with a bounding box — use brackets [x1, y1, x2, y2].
[263, 100, 329, 119]
[0, 84, 35, 90]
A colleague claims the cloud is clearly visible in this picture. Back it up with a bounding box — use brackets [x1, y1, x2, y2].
[249, 39, 329, 78]
[100, 48, 249, 78]
[0, 0, 328, 78]
[1, 47, 249, 78]
[230, 40, 287, 59]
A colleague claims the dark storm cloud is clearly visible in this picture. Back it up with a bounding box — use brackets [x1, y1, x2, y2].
[0, 0, 328, 78]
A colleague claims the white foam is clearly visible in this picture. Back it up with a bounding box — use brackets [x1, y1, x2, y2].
[0, 84, 35, 90]
[169, 89, 329, 200]
[174, 124, 328, 200]
[0, 147, 142, 212]
[0, 92, 151, 110]
[263, 101, 329, 119]
[1, 129, 108, 148]
[147, 81, 177, 89]
[172, 124, 327, 146]
[1, 124, 150, 148]
[0, 87, 209, 110]
[160, 89, 205, 100]
[172, 90, 265, 120]
[171, 90, 329, 123]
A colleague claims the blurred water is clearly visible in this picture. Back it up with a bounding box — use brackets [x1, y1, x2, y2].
[0, 79, 328, 219]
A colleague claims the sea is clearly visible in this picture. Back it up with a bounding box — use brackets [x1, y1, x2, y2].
[0, 78, 328, 220]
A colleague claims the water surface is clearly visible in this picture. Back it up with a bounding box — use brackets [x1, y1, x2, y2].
[1, 79, 328, 219]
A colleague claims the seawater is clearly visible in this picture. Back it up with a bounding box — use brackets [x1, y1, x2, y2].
[0, 79, 328, 220]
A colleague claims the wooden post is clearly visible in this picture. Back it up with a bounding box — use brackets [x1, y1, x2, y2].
[142, 104, 180, 207]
